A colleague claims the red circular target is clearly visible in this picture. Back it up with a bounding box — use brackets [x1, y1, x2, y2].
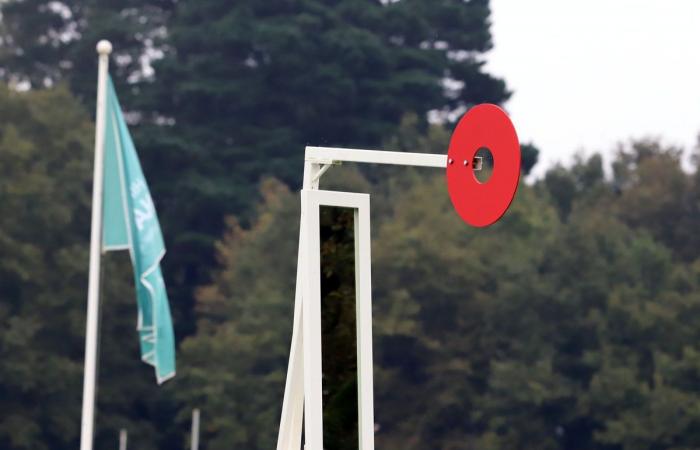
[446, 104, 521, 227]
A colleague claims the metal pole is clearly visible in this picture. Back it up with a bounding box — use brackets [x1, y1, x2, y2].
[118, 429, 127, 450]
[354, 198, 374, 450]
[276, 161, 321, 450]
[191, 409, 200, 450]
[301, 189, 324, 449]
[79, 39, 112, 450]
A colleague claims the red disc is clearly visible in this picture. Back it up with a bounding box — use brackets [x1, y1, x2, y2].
[446, 104, 520, 227]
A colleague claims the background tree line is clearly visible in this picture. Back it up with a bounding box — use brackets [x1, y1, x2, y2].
[1, 1, 700, 449]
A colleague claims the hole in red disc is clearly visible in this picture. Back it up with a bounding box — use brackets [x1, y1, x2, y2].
[473, 147, 494, 184]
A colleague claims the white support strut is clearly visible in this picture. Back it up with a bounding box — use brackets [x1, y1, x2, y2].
[277, 146, 446, 450]
[306, 146, 447, 168]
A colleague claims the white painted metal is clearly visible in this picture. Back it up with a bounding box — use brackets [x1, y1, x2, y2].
[306, 146, 447, 168]
[354, 201, 374, 450]
[310, 163, 334, 184]
[119, 429, 127, 450]
[191, 409, 200, 450]
[277, 161, 320, 450]
[278, 146, 445, 449]
[298, 190, 373, 450]
[275, 241, 305, 450]
[309, 189, 371, 209]
[80, 39, 112, 450]
[301, 189, 324, 450]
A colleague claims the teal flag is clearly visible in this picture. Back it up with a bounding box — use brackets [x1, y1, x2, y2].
[102, 76, 175, 383]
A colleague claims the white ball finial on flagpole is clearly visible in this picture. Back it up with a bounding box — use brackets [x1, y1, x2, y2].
[96, 39, 113, 55]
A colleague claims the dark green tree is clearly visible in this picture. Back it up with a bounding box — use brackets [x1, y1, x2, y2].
[174, 179, 299, 449]
[133, 0, 510, 339]
[0, 84, 94, 450]
[0, 85, 186, 450]
[0, 1, 174, 99]
[612, 140, 694, 259]
[180, 133, 700, 449]
[0, 0, 510, 346]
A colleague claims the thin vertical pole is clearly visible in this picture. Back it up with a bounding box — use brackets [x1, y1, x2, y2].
[301, 190, 324, 449]
[118, 429, 127, 450]
[191, 409, 201, 450]
[275, 235, 305, 450]
[355, 200, 374, 450]
[79, 39, 112, 450]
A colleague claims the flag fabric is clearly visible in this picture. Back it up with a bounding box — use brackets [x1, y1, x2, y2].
[101, 76, 175, 383]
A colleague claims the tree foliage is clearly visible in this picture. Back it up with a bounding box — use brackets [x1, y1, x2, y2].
[4, 1, 700, 449]
[137, 0, 510, 342]
[0, 1, 174, 96]
[0, 0, 511, 364]
[0, 84, 184, 450]
[183, 126, 700, 449]
[0, 83, 95, 450]
[5, 85, 700, 449]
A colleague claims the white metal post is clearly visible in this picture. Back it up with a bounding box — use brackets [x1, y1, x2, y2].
[79, 39, 112, 450]
[275, 238, 305, 450]
[295, 190, 373, 450]
[354, 199, 374, 450]
[191, 409, 201, 450]
[118, 429, 127, 450]
[301, 189, 324, 449]
[277, 161, 321, 450]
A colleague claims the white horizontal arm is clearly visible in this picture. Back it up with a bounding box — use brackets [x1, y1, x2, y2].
[306, 146, 447, 168]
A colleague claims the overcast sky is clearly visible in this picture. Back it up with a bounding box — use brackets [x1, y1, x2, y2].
[486, 0, 700, 177]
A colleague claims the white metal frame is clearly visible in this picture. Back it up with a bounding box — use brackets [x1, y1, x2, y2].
[277, 146, 448, 450]
[303, 190, 373, 450]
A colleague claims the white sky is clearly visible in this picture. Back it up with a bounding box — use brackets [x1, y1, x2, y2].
[486, 0, 700, 177]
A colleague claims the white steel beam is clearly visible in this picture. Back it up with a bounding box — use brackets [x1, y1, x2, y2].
[306, 146, 447, 168]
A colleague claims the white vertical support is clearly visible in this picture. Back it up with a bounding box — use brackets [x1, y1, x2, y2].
[276, 250, 305, 450]
[277, 162, 320, 450]
[301, 189, 324, 450]
[118, 429, 127, 450]
[277, 146, 453, 449]
[191, 409, 200, 450]
[278, 186, 375, 450]
[80, 39, 112, 450]
[354, 199, 374, 450]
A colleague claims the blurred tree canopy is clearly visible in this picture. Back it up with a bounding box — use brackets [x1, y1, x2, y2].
[0, 84, 93, 450]
[3, 1, 700, 450]
[184, 125, 700, 449]
[0, 86, 183, 449]
[0, 0, 511, 344]
[0, 1, 174, 94]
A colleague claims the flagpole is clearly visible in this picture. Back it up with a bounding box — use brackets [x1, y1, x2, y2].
[80, 39, 112, 450]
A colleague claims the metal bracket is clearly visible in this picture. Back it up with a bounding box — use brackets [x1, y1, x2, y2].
[306, 157, 341, 165]
[310, 162, 338, 185]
